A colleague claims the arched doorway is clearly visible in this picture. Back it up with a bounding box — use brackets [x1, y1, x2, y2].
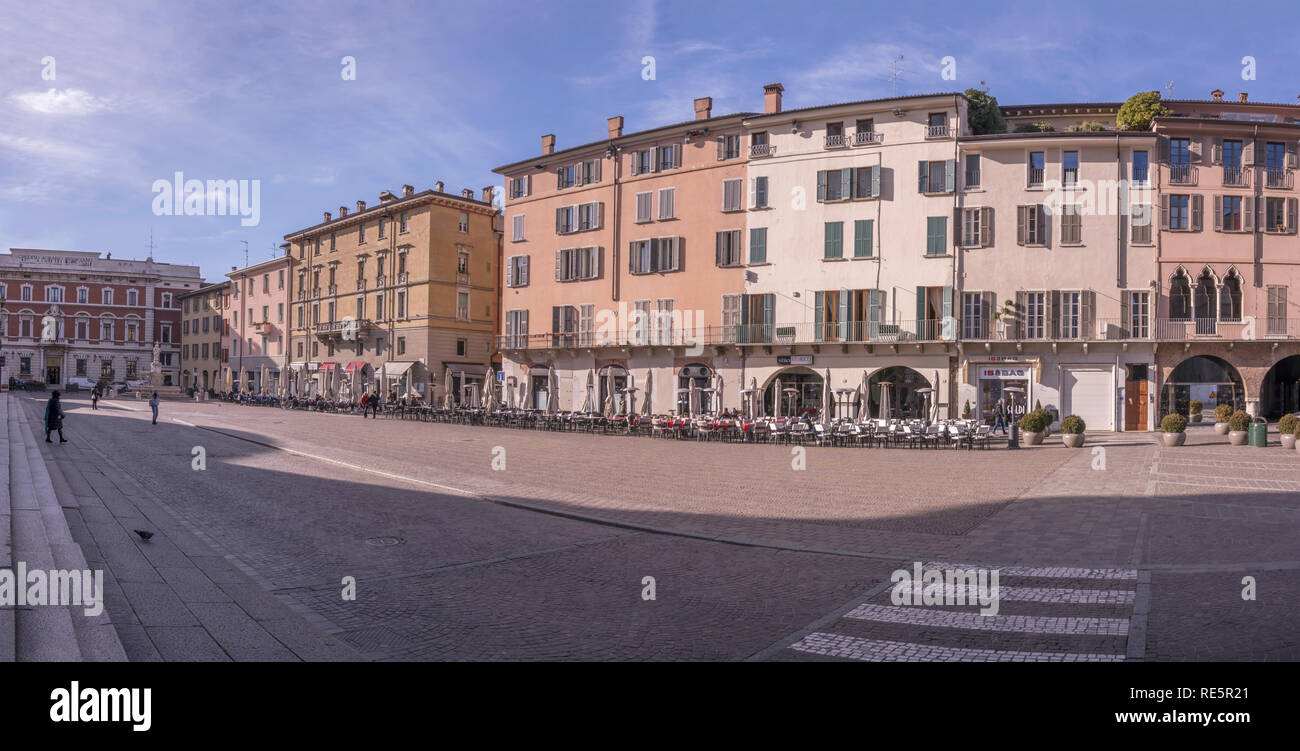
[763, 367, 823, 417]
[676, 363, 713, 414]
[1161, 355, 1243, 418]
[1261, 355, 1300, 419]
[867, 366, 931, 419]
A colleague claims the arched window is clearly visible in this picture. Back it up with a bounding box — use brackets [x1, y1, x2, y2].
[1169, 269, 1191, 320]
[1193, 268, 1217, 322]
[1219, 269, 1242, 321]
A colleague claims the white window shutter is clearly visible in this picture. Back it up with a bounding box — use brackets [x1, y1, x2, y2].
[521, 256, 529, 286]
[630, 152, 640, 176]
[650, 147, 659, 173]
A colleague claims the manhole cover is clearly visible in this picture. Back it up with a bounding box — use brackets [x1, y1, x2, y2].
[365, 536, 405, 546]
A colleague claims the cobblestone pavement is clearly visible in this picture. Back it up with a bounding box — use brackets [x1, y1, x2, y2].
[30, 395, 1300, 661]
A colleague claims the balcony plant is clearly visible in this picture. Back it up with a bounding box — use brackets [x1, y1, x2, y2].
[1279, 414, 1298, 451]
[1019, 410, 1049, 446]
[1060, 415, 1086, 447]
[1213, 403, 1234, 435]
[1227, 410, 1250, 446]
[1188, 399, 1203, 423]
[1160, 413, 1188, 447]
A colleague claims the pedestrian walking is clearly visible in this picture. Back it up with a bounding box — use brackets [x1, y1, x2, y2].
[90, 385, 100, 410]
[45, 391, 68, 443]
[993, 398, 1008, 435]
[149, 391, 160, 425]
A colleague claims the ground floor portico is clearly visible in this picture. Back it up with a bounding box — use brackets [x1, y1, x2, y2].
[1154, 341, 1300, 420]
[1, 342, 179, 389]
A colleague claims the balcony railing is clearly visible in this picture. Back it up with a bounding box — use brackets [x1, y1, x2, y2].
[749, 143, 775, 158]
[853, 130, 884, 146]
[1156, 318, 1245, 339]
[1266, 169, 1294, 189]
[1222, 166, 1248, 187]
[824, 134, 848, 149]
[1027, 167, 1044, 187]
[1168, 164, 1198, 186]
[926, 124, 950, 139]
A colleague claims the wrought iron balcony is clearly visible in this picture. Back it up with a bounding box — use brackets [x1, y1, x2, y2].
[823, 134, 848, 149]
[1168, 164, 1198, 186]
[926, 124, 950, 138]
[853, 130, 884, 146]
[749, 143, 775, 158]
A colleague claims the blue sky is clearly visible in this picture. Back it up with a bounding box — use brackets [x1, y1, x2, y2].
[2, 0, 1296, 281]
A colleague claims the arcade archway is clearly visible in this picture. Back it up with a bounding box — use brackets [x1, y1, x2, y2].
[1261, 355, 1300, 419]
[1161, 355, 1244, 418]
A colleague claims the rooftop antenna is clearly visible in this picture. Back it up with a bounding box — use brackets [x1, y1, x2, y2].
[268, 243, 278, 261]
[891, 55, 905, 97]
[145, 228, 156, 260]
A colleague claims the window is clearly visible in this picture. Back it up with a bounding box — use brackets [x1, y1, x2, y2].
[359, 222, 367, 243]
[1058, 291, 1088, 339]
[750, 177, 768, 209]
[1266, 286, 1289, 335]
[330, 233, 336, 251]
[1264, 196, 1293, 233]
[918, 159, 956, 193]
[20, 284, 32, 301]
[1131, 204, 1153, 244]
[927, 112, 948, 136]
[962, 208, 992, 247]
[1028, 151, 1045, 186]
[100, 319, 113, 340]
[820, 169, 848, 201]
[506, 255, 530, 287]
[628, 237, 680, 274]
[509, 175, 531, 199]
[125, 320, 139, 341]
[717, 134, 741, 160]
[277, 302, 283, 322]
[278, 270, 285, 289]
[75, 318, 89, 340]
[654, 299, 675, 345]
[396, 291, 406, 318]
[310, 303, 318, 325]
[456, 292, 469, 321]
[635, 191, 653, 222]
[925, 216, 947, 255]
[1169, 270, 1192, 320]
[378, 217, 387, 239]
[1132, 150, 1149, 183]
[77, 287, 88, 303]
[1062, 151, 1079, 186]
[556, 164, 576, 189]
[556, 203, 602, 233]
[555, 247, 600, 281]
[749, 228, 767, 264]
[45, 286, 63, 302]
[1060, 204, 1082, 244]
[823, 221, 843, 259]
[1217, 196, 1243, 231]
[1022, 291, 1047, 339]
[456, 339, 466, 356]
[20, 317, 32, 338]
[853, 219, 874, 258]
[578, 158, 601, 186]
[375, 337, 383, 356]
[356, 296, 365, 320]
[715, 230, 743, 267]
[962, 292, 990, 339]
[1161, 194, 1201, 231]
[852, 166, 880, 199]
[458, 212, 468, 233]
[102, 289, 112, 305]
[657, 144, 680, 172]
[512, 214, 525, 241]
[375, 293, 384, 320]
[658, 187, 675, 219]
[965, 154, 981, 188]
[634, 149, 655, 175]
[505, 309, 529, 348]
[722, 179, 743, 212]
[1017, 204, 1047, 244]
[127, 289, 138, 306]
[397, 336, 406, 356]
[1220, 270, 1243, 321]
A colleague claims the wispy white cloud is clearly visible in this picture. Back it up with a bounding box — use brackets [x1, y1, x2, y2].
[11, 88, 113, 115]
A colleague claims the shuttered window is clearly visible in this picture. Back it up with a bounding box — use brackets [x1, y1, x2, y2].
[715, 230, 743, 267]
[658, 187, 675, 219]
[824, 221, 843, 259]
[1060, 204, 1082, 244]
[853, 219, 873, 257]
[722, 179, 743, 212]
[635, 192, 653, 223]
[628, 237, 680, 274]
[554, 247, 600, 281]
[1016, 205, 1047, 245]
[511, 214, 525, 242]
[925, 216, 947, 255]
[749, 227, 767, 264]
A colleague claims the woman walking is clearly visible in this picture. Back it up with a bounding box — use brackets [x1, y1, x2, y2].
[149, 391, 160, 425]
[90, 384, 101, 410]
[45, 391, 67, 443]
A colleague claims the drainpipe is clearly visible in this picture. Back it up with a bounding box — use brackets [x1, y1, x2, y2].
[610, 141, 621, 303]
[949, 94, 961, 417]
[1116, 134, 1123, 290]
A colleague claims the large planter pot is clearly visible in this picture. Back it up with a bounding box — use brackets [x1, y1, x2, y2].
[1162, 432, 1187, 447]
[1282, 434, 1297, 451]
[1062, 433, 1085, 448]
[1214, 422, 1231, 435]
[1022, 431, 1045, 446]
[1190, 414, 1203, 423]
[1228, 430, 1248, 446]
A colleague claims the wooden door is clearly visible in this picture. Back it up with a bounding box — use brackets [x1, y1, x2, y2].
[1125, 379, 1149, 430]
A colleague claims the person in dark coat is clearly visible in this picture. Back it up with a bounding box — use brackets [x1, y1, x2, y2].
[45, 391, 67, 443]
[90, 385, 101, 410]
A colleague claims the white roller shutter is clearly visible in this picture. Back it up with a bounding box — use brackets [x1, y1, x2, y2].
[1062, 367, 1113, 431]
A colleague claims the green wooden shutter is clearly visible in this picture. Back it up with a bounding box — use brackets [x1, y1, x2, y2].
[816, 170, 826, 201]
[739, 294, 750, 343]
[854, 219, 873, 257]
[824, 221, 842, 259]
[749, 227, 767, 264]
[871, 165, 881, 197]
[762, 294, 775, 342]
[917, 161, 928, 193]
[926, 216, 946, 255]
[916, 287, 926, 333]
[813, 291, 824, 341]
[944, 159, 956, 192]
[840, 169, 852, 200]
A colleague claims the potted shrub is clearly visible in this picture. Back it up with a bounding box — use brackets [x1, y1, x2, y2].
[1279, 414, 1298, 451]
[1188, 400, 1203, 423]
[1019, 410, 1049, 445]
[1060, 415, 1086, 447]
[1213, 404, 1234, 435]
[1227, 410, 1250, 446]
[962, 400, 972, 420]
[1160, 413, 1187, 447]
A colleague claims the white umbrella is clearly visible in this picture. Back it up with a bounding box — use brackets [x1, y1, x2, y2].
[934, 370, 942, 421]
[548, 366, 559, 413]
[860, 371, 871, 422]
[823, 369, 833, 425]
[581, 369, 594, 413]
[483, 368, 497, 410]
[641, 370, 653, 416]
[714, 373, 725, 414]
[605, 369, 616, 415]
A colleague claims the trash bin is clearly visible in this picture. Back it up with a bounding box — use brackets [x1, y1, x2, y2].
[1248, 418, 1268, 447]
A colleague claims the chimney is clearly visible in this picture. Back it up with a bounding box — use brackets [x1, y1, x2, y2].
[356, 200, 366, 212]
[763, 83, 784, 114]
[324, 211, 332, 222]
[461, 188, 473, 199]
[402, 184, 414, 197]
[694, 97, 713, 121]
[338, 205, 348, 217]
[541, 134, 556, 155]
[379, 190, 396, 202]
[1239, 92, 1249, 103]
[607, 116, 624, 139]
[1211, 89, 1224, 102]
[435, 181, 444, 193]
[482, 186, 495, 204]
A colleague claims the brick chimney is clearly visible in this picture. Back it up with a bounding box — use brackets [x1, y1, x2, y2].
[402, 184, 414, 197]
[435, 181, 444, 193]
[764, 83, 784, 114]
[324, 211, 332, 222]
[541, 134, 556, 155]
[356, 200, 366, 212]
[1211, 89, 1224, 102]
[338, 205, 348, 217]
[379, 190, 396, 202]
[1239, 92, 1249, 103]
[607, 116, 624, 139]
[461, 188, 473, 199]
[481, 186, 495, 204]
[694, 97, 713, 121]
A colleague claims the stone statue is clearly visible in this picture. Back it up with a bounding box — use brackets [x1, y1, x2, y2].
[148, 341, 163, 386]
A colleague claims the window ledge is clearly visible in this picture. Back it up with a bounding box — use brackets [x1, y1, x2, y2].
[1059, 243, 1085, 248]
[821, 257, 847, 262]
[922, 253, 953, 259]
[850, 256, 877, 261]
[921, 191, 954, 196]
[746, 262, 772, 267]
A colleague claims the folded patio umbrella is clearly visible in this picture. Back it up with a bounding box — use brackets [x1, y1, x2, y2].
[773, 378, 783, 418]
[641, 369, 653, 416]
[483, 368, 497, 410]
[823, 369, 833, 425]
[714, 373, 724, 414]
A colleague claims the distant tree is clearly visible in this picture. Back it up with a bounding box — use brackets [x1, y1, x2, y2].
[1116, 91, 1171, 131]
[1013, 121, 1055, 133]
[965, 88, 1006, 135]
[1067, 121, 1108, 132]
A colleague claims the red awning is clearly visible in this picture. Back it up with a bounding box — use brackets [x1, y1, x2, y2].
[342, 361, 368, 374]
[319, 362, 339, 372]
